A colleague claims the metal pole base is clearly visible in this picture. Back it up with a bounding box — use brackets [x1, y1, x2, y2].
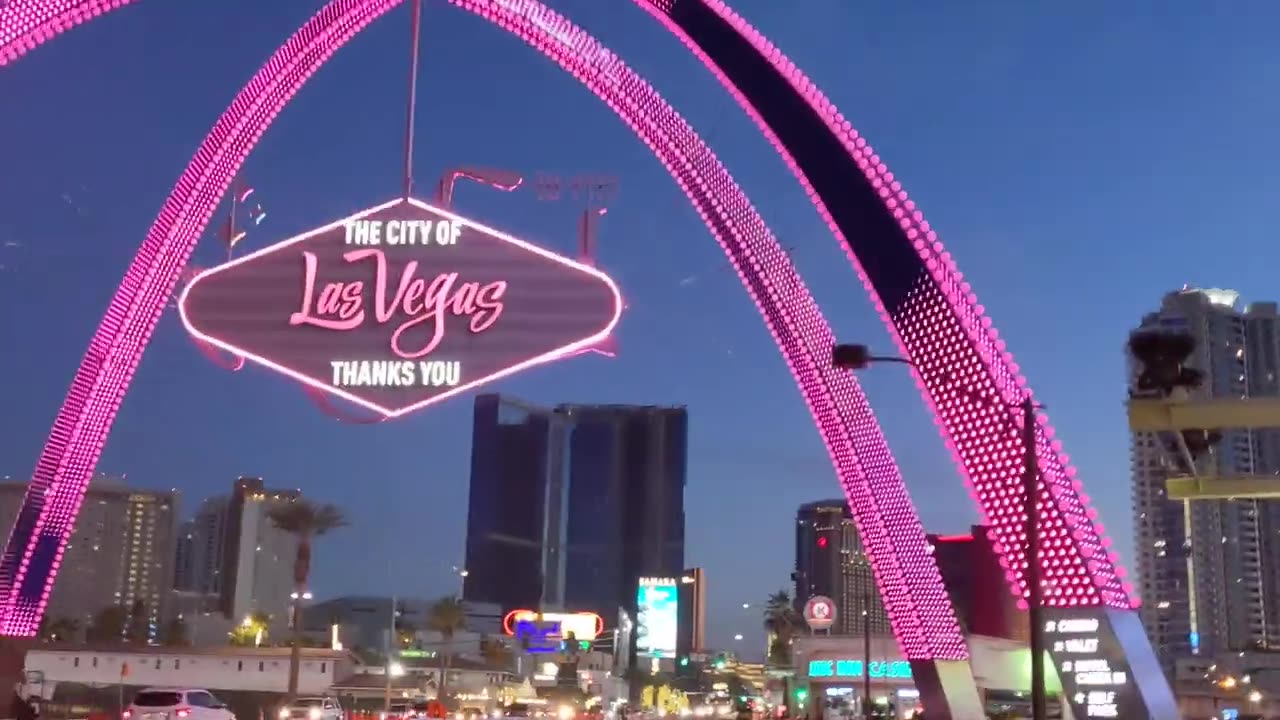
[907, 659, 985, 720]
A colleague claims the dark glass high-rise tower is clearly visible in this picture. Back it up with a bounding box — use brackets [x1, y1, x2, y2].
[463, 394, 566, 612]
[559, 404, 687, 621]
[793, 499, 889, 635]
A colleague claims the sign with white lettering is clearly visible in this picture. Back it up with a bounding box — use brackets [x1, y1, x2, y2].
[1044, 609, 1141, 719]
[803, 595, 836, 631]
[179, 197, 623, 418]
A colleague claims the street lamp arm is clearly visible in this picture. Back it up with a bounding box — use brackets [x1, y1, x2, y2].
[866, 355, 916, 367]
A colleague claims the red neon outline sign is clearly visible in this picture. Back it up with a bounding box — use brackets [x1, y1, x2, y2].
[178, 197, 624, 419]
[502, 609, 605, 639]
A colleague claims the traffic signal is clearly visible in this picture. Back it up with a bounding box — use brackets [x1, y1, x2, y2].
[714, 654, 727, 670]
[679, 656, 689, 667]
[794, 688, 808, 706]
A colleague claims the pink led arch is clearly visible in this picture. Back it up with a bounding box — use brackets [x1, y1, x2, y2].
[0, 0, 969, 666]
[632, 0, 1134, 611]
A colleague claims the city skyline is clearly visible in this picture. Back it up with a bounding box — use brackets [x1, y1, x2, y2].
[3, 0, 1279, 655]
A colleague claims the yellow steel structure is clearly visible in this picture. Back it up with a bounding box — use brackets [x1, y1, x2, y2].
[1165, 475, 1280, 501]
[1129, 397, 1280, 500]
[1127, 396, 1280, 432]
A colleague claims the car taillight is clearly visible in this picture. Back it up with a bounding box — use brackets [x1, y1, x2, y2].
[123, 711, 132, 719]
[177, 708, 192, 718]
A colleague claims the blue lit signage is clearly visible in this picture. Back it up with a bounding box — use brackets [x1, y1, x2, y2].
[514, 619, 562, 654]
[807, 659, 912, 680]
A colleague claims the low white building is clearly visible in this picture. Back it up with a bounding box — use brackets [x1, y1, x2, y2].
[24, 645, 355, 698]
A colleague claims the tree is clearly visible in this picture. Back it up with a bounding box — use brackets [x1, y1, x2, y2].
[762, 590, 801, 666]
[396, 622, 418, 650]
[86, 606, 127, 643]
[160, 617, 189, 647]
[480, 635, 512, 671]
[125, 600, 149, 644]
[39, 617, 80, 643]
[426, 596, 466, 700]
[268, 500, 348, 699]
[229, 612, 271, 646]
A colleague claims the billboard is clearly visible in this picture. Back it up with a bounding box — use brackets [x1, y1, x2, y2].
[503, 609, 605, 653]
[636, 576, 678, 658]
[179, 197, 623, 419]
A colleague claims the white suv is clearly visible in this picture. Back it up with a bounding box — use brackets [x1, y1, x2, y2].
[126, 689, 235, 720]
[280, 697, 343, 720]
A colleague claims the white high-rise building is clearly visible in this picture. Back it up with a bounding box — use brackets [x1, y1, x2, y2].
[1130, 288, 1280, 669]
[171, 478, 299, 636]
[0, 475, 177, 636]
[220, 477, 299, 628]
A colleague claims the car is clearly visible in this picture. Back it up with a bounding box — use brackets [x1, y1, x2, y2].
[279, 697, 343, 720]
[383, 703, 411, 720]
[125, 688, 235, 720]
[496, 703, 550, 720]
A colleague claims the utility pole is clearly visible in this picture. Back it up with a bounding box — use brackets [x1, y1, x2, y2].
[384, 595, 396, 714]
[862, 592, 872, 720]
[1023, 396, 1047, 720]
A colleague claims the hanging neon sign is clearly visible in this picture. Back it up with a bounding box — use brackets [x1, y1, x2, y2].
[179, 197, 623, 419]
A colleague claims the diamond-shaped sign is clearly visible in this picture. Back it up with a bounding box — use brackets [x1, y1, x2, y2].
[178, 197, 623, 418]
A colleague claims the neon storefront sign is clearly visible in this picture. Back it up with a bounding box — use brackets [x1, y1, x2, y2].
[179, 197, 622, 419]
[503, 610, 605, 654]
[808, 659, 912, 680]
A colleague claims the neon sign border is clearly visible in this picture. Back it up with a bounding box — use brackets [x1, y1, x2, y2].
[177, 196, 625, 419]
[501, 609, 606, 638]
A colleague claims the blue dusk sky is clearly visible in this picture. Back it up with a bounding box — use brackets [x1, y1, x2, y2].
[1, 0, 1278, 652]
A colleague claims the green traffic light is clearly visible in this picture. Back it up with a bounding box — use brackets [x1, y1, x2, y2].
[680, 657, 689, 666]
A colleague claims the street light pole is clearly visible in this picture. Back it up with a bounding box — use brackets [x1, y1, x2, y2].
[832, 343, 1049, 720]
[384, 595, 396, 715]
[1022, 396, 1047, 720]
[862, 592, 872, 720]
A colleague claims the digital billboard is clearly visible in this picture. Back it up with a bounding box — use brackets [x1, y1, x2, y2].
[636, 576, 678, 658]
[178, 197, 623, 419]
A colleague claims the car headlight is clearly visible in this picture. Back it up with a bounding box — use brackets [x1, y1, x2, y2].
[279, 710, 289, 719]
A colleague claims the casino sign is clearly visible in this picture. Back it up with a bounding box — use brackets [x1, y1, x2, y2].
[179, 197, 623, 418]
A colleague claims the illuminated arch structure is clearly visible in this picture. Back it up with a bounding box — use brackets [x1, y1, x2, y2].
[0, 0, 1175, 716]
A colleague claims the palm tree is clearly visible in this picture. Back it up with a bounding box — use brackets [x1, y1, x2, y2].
[86, 605, 127, 643]
[228, 611, 272, 646]
[39, 616, 80, 643]
[426, 596, 466, 701]
[480, 635, 512, 671]
[160, 616, 190, 647]
[762, 590, 802, 665]
[125, 600, 149, 644]
[268, 499, 349, 699]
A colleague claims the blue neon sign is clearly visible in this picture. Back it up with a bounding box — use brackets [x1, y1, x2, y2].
[808, 659, 912, 680]
[514, 619, 562, 654]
